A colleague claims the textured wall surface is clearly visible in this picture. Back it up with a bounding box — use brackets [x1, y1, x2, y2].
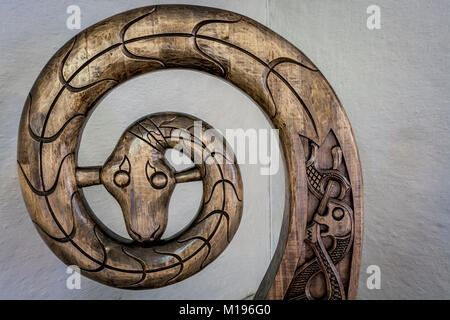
[1, 0, 449, 299]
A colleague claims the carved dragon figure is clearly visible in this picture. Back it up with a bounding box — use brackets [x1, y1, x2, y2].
[285, 136, 354, 300]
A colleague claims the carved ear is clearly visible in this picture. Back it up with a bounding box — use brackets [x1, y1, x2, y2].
[119, 155, 131, 173]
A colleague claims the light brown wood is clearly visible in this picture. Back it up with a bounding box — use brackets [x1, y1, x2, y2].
[17, 5, 363, 298]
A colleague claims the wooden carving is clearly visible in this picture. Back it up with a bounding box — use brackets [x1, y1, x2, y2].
[17, 5, 363, 298]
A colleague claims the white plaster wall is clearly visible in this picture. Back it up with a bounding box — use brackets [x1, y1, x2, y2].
[0, 0, 449, 299]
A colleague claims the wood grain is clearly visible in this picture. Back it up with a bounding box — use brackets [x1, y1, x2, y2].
[17, 5, 363, 298]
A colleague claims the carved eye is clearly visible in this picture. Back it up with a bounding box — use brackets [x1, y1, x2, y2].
[114, 170, 130, 188]
[150, 172, 168, 189]
[146, 161, 168, 189]
[332, 208, 345, 221]
[113, 156, 131, 188]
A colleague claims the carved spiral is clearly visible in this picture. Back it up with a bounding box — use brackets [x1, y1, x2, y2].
[17, 5, 363, 297]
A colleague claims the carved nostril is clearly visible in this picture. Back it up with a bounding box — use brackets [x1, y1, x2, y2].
[150, 225, 161, 240]
[129, 228, 143, 241]
[129, 225, 161, 243]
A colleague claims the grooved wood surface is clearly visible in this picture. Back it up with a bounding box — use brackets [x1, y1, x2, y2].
[16, 4, 362, 298]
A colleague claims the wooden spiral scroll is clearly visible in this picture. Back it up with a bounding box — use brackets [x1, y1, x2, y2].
[17, 5, 363, 299]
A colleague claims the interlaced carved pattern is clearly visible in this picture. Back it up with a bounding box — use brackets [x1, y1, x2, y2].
[284, 135, 354, 300]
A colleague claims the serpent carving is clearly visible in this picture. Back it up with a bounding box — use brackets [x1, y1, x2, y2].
[98, 113, 242, 247]
[17, 5, 363, 298]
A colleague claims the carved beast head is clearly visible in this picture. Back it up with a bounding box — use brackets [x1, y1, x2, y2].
[101, 126, 175, 244]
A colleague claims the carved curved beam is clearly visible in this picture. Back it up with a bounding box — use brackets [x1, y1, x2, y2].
[17, 5, 363, 299]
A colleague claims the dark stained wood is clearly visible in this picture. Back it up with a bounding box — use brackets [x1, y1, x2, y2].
[17, 5, 363, 298]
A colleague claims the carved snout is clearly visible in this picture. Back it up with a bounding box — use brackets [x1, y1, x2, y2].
[101, 159, 176, 244]
[124, 198, 169, 243]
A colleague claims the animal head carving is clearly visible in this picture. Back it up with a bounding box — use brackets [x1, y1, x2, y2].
[314, 200, 353, 238]
[101, 128, 175, 244]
